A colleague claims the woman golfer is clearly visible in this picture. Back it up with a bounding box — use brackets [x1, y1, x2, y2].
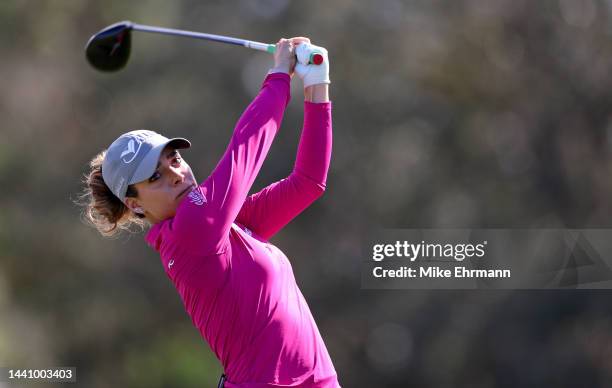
[81, 37, 339, 387]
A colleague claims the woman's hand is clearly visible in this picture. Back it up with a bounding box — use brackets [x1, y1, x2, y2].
[268, 37, 330, 102]
[269, 37, 312, 77]
[269, 38, 294, 76]
[295, 42, 330, 87]
[294, 39, 330, 102]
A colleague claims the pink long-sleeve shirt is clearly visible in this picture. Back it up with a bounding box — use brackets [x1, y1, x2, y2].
[145, 73, 339, 387]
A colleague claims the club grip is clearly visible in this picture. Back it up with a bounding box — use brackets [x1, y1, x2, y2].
[266, 44, 323, 65]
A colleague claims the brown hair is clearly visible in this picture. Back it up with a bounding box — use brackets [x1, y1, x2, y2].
[77, 150, 147, 237]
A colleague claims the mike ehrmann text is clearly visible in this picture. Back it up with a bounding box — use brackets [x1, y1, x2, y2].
[372, 266, 511, 279]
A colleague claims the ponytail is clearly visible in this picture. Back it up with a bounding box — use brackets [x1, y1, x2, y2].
[77, 150, 146, 237]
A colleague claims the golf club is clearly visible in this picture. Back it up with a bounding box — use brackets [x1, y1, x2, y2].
[85, 21, 324, 72]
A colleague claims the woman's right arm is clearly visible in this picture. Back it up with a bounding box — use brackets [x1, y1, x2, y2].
[172, 40, 296, 255]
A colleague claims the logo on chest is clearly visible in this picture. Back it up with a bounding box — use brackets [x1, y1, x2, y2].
[188, 189, 207, 206]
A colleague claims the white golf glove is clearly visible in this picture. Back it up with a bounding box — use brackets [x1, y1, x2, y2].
[295, 43, 330, 88]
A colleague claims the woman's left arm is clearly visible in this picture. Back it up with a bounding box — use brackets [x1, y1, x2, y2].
[304, 84, 329, 103]
[236, 86, 332, 241]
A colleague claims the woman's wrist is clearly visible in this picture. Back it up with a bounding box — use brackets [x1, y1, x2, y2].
[268, 65, 291, 75]
[304, 84, 329, 102]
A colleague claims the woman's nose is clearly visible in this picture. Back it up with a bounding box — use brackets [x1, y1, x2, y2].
[168, 167, 184, 185]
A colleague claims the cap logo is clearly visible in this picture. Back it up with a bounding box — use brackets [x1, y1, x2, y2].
[121, 138, 143, 164]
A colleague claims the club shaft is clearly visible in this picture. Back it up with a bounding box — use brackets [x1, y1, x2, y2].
[132, 23, 275, 53]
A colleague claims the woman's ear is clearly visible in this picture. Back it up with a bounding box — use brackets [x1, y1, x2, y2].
[124, 198, 144, 215]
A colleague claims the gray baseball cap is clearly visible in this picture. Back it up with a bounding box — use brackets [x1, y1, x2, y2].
[102, 130, 191, 202]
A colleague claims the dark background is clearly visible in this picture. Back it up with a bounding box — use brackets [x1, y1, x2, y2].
[2, 0, 612, 387]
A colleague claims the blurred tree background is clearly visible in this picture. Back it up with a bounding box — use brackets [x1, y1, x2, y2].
[2, 0, 612, 387]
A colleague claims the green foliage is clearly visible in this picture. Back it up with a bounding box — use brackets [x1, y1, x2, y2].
[123, 329, 221, 388]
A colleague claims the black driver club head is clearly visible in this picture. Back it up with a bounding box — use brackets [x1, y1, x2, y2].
[85, 21, 133, 72]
